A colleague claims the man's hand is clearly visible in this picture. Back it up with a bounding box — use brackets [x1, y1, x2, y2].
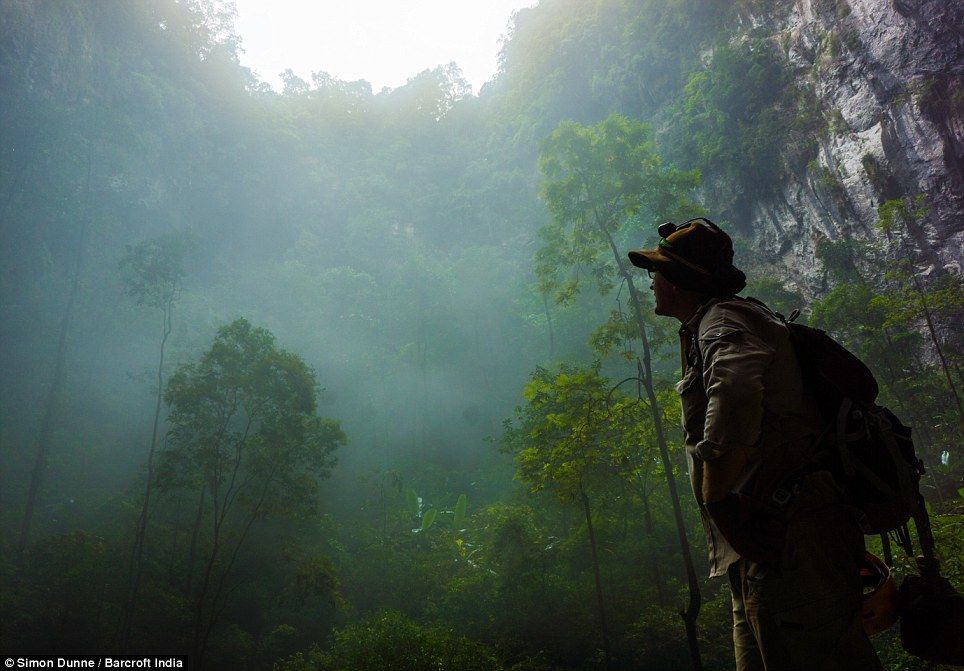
[704, 493, 786, 565]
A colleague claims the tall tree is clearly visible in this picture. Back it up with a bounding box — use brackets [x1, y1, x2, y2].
[16, 143, 93, 562]
[507, 364, 630, 663]
[117, 232, 189, 650]
[158, 318, 346, 663]
[537, 114, 704, 669]
[876, 197, 963, 427]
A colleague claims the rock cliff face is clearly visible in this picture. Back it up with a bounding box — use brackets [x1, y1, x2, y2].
[744, 0, 962, 296]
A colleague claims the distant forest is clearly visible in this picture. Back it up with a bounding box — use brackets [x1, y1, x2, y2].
[1, 1, 960, 669]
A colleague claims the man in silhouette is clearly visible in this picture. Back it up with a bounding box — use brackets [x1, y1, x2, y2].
[628, 219, 881, 671]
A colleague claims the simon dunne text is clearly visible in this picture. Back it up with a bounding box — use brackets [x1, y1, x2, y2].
[9, 659, 184, 668]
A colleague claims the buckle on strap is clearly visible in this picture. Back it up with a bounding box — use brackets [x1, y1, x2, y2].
[771, 487, 793, 508]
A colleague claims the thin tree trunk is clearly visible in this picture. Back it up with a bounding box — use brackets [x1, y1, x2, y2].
[877, 330, 927, 445]
[599, 224, 703, 669]
[637, 473, 668, 605]
[185, 487, 206, 595]
[418, 310, 428, 444]
[191, 513, 221, 662]
[473, 312, 497, 439]
[167, 493, 184, 587]
[196, 470, 276, 663]
[878, 330, 944, 504]
[17, 144, 92, 562]
[543, 292, 555, 359]
[618, 480, 630, 539]
[910, 273, 963, 426]
[638, 474, 655, 535]
[191, 424, 253, 663]
[120, 297, 174, 650]
[580, 485, 611, 665]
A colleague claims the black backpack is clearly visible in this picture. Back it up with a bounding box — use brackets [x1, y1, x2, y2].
[748, 298, 963, 665]
[744, 297, 925, 536]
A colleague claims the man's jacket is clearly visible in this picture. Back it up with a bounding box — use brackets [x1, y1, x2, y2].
[676, 297, 823, 577]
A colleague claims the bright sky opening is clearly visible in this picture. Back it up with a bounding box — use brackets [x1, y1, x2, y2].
[233, 0, 538, 94]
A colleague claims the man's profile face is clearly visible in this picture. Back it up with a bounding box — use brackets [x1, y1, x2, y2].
[650, 270, 674, 317]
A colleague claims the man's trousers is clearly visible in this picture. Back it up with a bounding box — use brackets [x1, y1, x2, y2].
[726, 479, 884, 671]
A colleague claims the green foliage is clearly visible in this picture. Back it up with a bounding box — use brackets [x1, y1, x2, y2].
[806, 159, 851, 210]
[275, 611, 500, 671]
[663, 40, 823, 213]
[405, 488, 420, 519]
[872, 272, 963, 332]
[452, 494, 468, 529]
[810, 199, 963, 466]
[0, 532, 120, 652]
[429, 503, 604, 667]
[743, 277, 805, 318]
[590, 310, 639, 361]
[877, 196, 928, 237]
[160, 318, 345, 515]
[118, 232, 192, 308]
[815, 237, 865, 282]
[509, 364, 629, 502]
[496, 0, 728, 138]
[536, 114, 700, 304]
[505, 361, 682, 518]
[290, 554, 342, 607]
[420, 508, 438, 532]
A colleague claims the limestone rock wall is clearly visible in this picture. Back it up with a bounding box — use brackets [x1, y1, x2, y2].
[745, 0, 962, 296]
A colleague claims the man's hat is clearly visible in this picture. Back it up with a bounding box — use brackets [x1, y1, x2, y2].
[628, 218, 746, 296]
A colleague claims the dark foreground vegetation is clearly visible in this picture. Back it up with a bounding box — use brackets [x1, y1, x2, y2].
[1, 0, 960, 669]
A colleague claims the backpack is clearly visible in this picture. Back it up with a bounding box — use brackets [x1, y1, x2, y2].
[743, 297, 925, 536]
[747, 297, 963, 665]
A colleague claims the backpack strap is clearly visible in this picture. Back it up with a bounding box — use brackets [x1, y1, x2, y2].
[770, 400, 897, 511]
[836, 398, 856, 477]
[876, 409, 917, 507]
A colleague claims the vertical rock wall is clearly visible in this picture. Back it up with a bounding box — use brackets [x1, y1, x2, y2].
[746, 0, 962, 295]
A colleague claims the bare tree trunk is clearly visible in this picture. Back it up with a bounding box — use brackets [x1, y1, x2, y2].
[473, 312, 497, 439]
[580, 485, 611, 665]
[17, 144, 92, 562]
[878, 329, 944, 504]
[910, 273, 963, 426]
[877, 331, 927, 445]
[600, 227, 703, 669]
[120, 297, 173, 650]
[167, 493, 184, 587]
[417, 309, 428, 444]
[638, 474, 655, 535]
[196, 471, 275, 664]
[618, 480, 630, 539]
[543, 292, 555, 359]
[638, 473, 668, 606]
[191, 499, 221, 662]
[191, 423, 253, 663]
[185, 487, 206, 595]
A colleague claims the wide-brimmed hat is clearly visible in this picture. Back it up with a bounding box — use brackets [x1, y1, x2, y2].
[628, 218, 746, 296]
